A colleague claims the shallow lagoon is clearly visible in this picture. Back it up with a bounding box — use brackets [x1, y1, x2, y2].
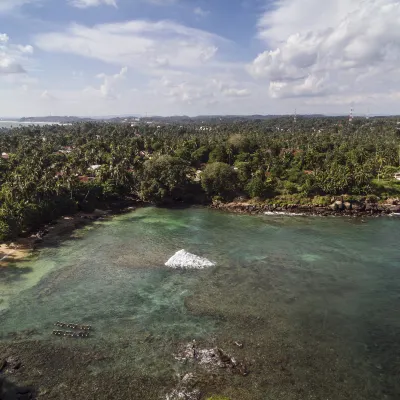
[1, 207, 399, 399]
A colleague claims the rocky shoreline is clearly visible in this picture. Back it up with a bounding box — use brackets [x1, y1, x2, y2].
[210, 198, 400, 217]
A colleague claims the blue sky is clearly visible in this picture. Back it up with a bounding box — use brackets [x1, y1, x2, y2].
[1, 0, 399, 117]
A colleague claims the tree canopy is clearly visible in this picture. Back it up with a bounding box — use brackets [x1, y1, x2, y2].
[0, 116, 399, 240]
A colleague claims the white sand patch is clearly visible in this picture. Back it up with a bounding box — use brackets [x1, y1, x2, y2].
[165, 250, 215, 269]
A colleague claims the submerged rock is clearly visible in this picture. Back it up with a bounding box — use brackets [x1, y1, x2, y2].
[175, 342, 248, 376]
[165, 250, 215, 270]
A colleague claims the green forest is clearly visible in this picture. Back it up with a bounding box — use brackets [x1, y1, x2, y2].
[1, 116, 400, 241]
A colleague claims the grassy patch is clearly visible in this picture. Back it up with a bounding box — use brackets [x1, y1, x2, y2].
[371, 179, 400, 197]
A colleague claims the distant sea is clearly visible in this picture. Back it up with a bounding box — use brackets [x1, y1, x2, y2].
[0, 121, 64, 128]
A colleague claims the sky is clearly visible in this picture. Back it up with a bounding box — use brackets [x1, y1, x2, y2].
[0, 0, 399, 117]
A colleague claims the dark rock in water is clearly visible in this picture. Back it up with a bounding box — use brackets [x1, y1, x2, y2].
[176, 342, 249, 376]
[17, 394, 32, 400]
[2, 356, 22, 372]
[13, 361, 21, 370]
[16, 386, 33, 400]
[217, 348, 231, 364]
[17, 387, 31, 395]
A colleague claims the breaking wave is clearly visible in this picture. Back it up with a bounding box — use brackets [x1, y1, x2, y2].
[165, 250, 215, 269]
[264, 211, 305, 216]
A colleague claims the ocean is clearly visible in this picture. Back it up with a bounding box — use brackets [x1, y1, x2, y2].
[1, 207, 399, 399]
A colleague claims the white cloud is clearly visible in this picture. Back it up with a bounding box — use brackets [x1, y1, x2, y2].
[34, 20, 224, 71]
[0, 33, 33, 74]
[96, 66, 128, 99]
[29, 18, 259, 115]
[69, 0, 117, 8]
[212, 78, 251, 98]
[249, 0, 400, 99]
[194, 7, 209, 17]
[222, 88, 250, 97]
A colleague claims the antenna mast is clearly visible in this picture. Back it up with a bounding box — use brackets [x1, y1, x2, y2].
[349, 106, 354, 123]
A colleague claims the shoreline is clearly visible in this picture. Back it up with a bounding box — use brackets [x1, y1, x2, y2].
[0, 201, 141, 267]
[1, 197, 399, 266]
[210, 200, 400, 217]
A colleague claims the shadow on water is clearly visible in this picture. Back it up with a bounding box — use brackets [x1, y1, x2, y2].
[0, 265, 33, 284]
[0, 375, 36, 400]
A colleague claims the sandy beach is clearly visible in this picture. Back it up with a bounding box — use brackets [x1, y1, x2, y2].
[0, 243, 31, 267]
[0, 209, 112, 268]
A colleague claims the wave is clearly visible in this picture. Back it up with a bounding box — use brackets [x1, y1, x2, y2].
[264, 211, 306, 216]
[165, 249, 215, 269]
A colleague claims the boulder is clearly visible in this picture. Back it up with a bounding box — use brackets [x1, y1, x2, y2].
[365, 202, 378, 212]
[351, 202, 364, 211]
[329, 202, 338, 211]
[385, 198, 399, 206]
[335, 200, 345, 210]
[344, 201, 352, 210]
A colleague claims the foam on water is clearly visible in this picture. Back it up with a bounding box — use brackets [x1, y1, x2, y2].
[264, 211, 306, 216]
[165, 249, 215, 269]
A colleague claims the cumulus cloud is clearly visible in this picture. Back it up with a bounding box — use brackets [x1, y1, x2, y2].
[0, 33, 33, 74]
[82, 67, 128, 100]
[212, 79, 251, 98]
[97, 66, 128, 99]
[69, 0, 117, 8]
[34, 20, 223, 71]
[249, 0, 400, 99]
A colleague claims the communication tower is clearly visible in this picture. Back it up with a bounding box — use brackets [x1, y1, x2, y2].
[349, 106, 354, 123]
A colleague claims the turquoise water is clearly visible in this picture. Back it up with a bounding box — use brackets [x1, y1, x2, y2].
[1, 208, 399, 399]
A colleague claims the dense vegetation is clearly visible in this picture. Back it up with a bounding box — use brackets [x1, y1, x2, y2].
[1, 116, 400, 240]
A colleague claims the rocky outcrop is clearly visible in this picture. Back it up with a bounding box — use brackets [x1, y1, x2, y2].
[175, 341, 248, 376]
[210, 198, 400, 217]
